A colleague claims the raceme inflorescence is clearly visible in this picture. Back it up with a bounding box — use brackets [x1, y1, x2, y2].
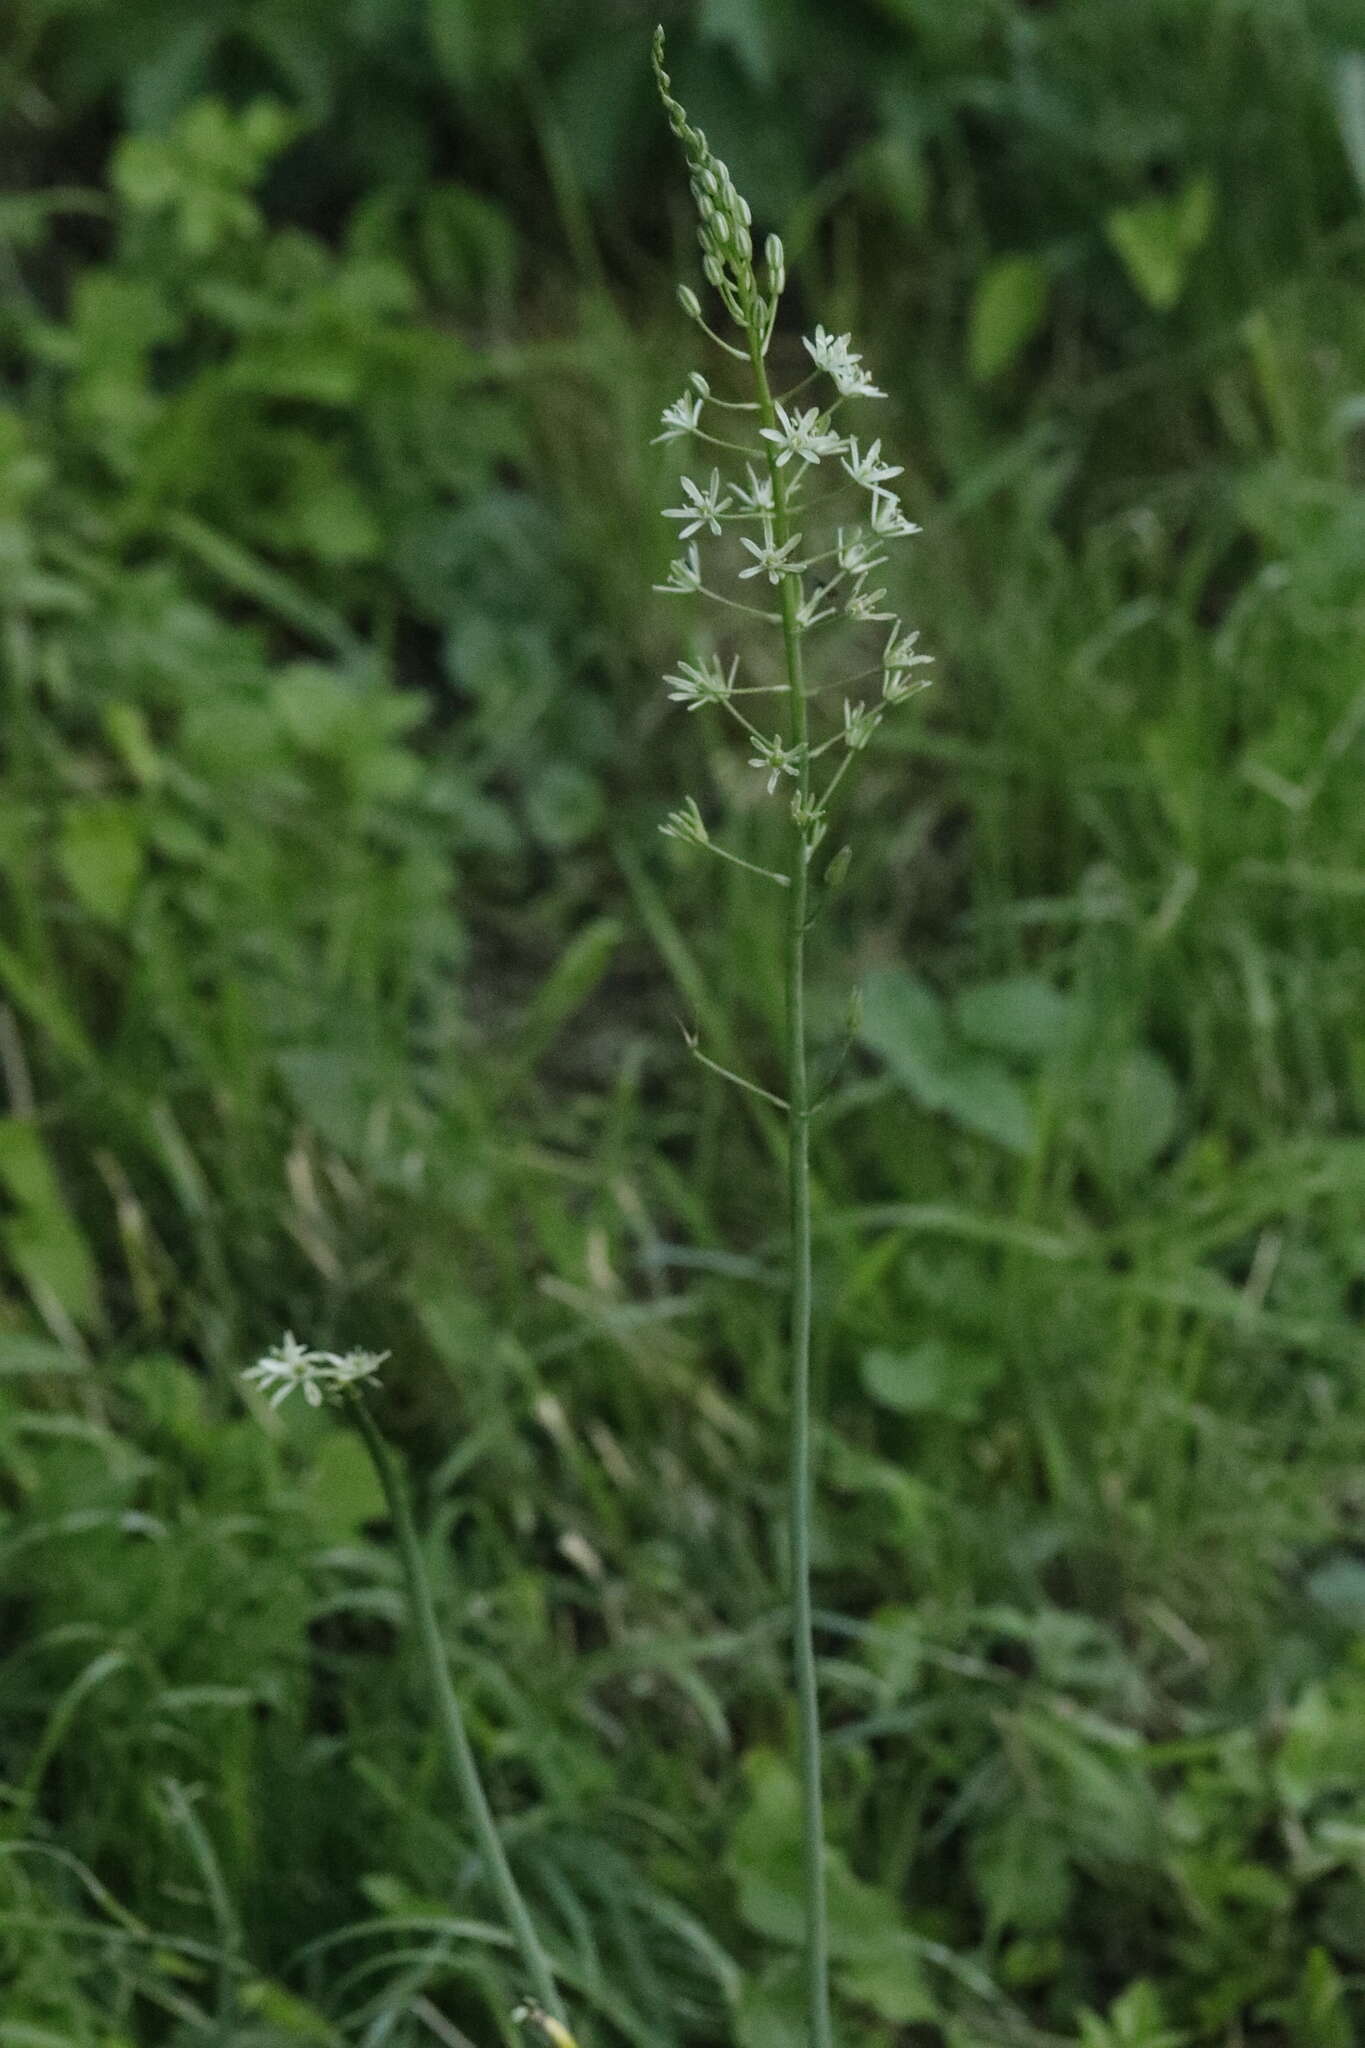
[651, 29, 933, 2048]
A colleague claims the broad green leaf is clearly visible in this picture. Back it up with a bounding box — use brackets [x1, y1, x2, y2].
[934, 1058, 1036, 1153]
[970, 1809, 1071, 1936]
[859, 968, 952, 1101]
[862, 969, 1036, 1153]
[59, 800, 145, 923]
[308, 1431, 386, 1540]
[955, 975, 1077, 1059]
[1287, 1947, 1351, 2048]
[1092, 1047, 1179, 1179]
[1078, 1979, 1182, 2048]
[735, 1960, 805, 2048]
[524, 761, 603, 850]
[1106, 177, 1214, 312]
[841, 1944, 934, 2023]
[1277, 1681, 1365, 1809]
[0, 1120, 100, 1327]
[733, 1753, 884, 1951]
[968, 255, 1048, 383]
[860, 1340, 1003, 1420]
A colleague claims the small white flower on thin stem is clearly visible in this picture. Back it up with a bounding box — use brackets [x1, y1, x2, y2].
[869, 493, 922, 539]
[803, 326, 885, 400]
[795, 584, 837, 630]
[842, 700, 881, 751]
[243, 1332, 386, 1409]
[663, 468, 733, 539]
[654, 543, 703, 595]
[882, 624, 935, 703]
[749, 733, 803, 794]
[845, 585, 894, 622]
[739, 521, 809, 584]
[883, 624, 934, 675]
[835, 528, 886, 579]
[327, 1348, 389, 1391]
[243, 1331, 325, 1407]
[664, 652, 737, 710]
[732, 464, 775, 514]
[759, 402, 844, 469]
[653, 392, 704, 443]
[660, 796, 710, 846]
[842, 438, 904, 496]
[883, 669, 934, 707]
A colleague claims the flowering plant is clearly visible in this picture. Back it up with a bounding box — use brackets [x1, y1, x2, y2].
[650, 30, 934, 2048]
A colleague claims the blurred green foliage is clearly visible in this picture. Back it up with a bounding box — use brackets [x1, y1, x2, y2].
[5, 2, 1365, 2044]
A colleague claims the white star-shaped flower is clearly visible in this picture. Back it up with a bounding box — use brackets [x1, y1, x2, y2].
[845, 585, 894, 622]
[327, 1348, 389, 1391]
[803, 326, 885, 399]
[660, 796, 710, 846]
[663, 652, 737, 710]
[842, 699, 881, 751]
[842, 438, 904, 496]
[242, 1331, 324, 1407]
[731, 464, 775, 514]
[653, 543, 703, 595]
[759, 403, 844, 469]
[652, 392, 704, 444]
[883, 625, 933, 673]
[882, 624, 935, 703]
[748, 733, 803, 794]
[835, 527, 886, 579]
[869, 493, 921, 539]
[663, 468, 732, 539]
[738, 521, 809, 584]
[242, 1333, 389, 1410]
[795, 584, 837, 629]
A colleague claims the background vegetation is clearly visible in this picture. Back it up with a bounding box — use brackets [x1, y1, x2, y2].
[5, 2, 1365, 2042]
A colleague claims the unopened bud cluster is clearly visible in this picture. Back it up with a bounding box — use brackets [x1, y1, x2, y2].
[652, 29, 783, 338]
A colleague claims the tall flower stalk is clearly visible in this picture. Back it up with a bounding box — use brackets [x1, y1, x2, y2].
[242, 1337, 571, 2037]
[651, 33, 932, 2048]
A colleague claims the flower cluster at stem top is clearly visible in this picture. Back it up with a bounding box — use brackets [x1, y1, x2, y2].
[243, 1331, 388, 1408]
[652, 327, 932, 858]
[650, 25, 933, 869]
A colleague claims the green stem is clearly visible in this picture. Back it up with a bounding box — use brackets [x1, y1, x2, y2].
[748, 322, 833, 2048]
[350, 1399, 567, 2027]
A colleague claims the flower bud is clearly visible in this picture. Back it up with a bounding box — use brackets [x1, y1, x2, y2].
[825, 844, 853, 890]
[688, 370, 711, 397]
[677, 284, 702, 320]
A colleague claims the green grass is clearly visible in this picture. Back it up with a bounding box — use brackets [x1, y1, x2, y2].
[4, 4, 1365, 2044]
